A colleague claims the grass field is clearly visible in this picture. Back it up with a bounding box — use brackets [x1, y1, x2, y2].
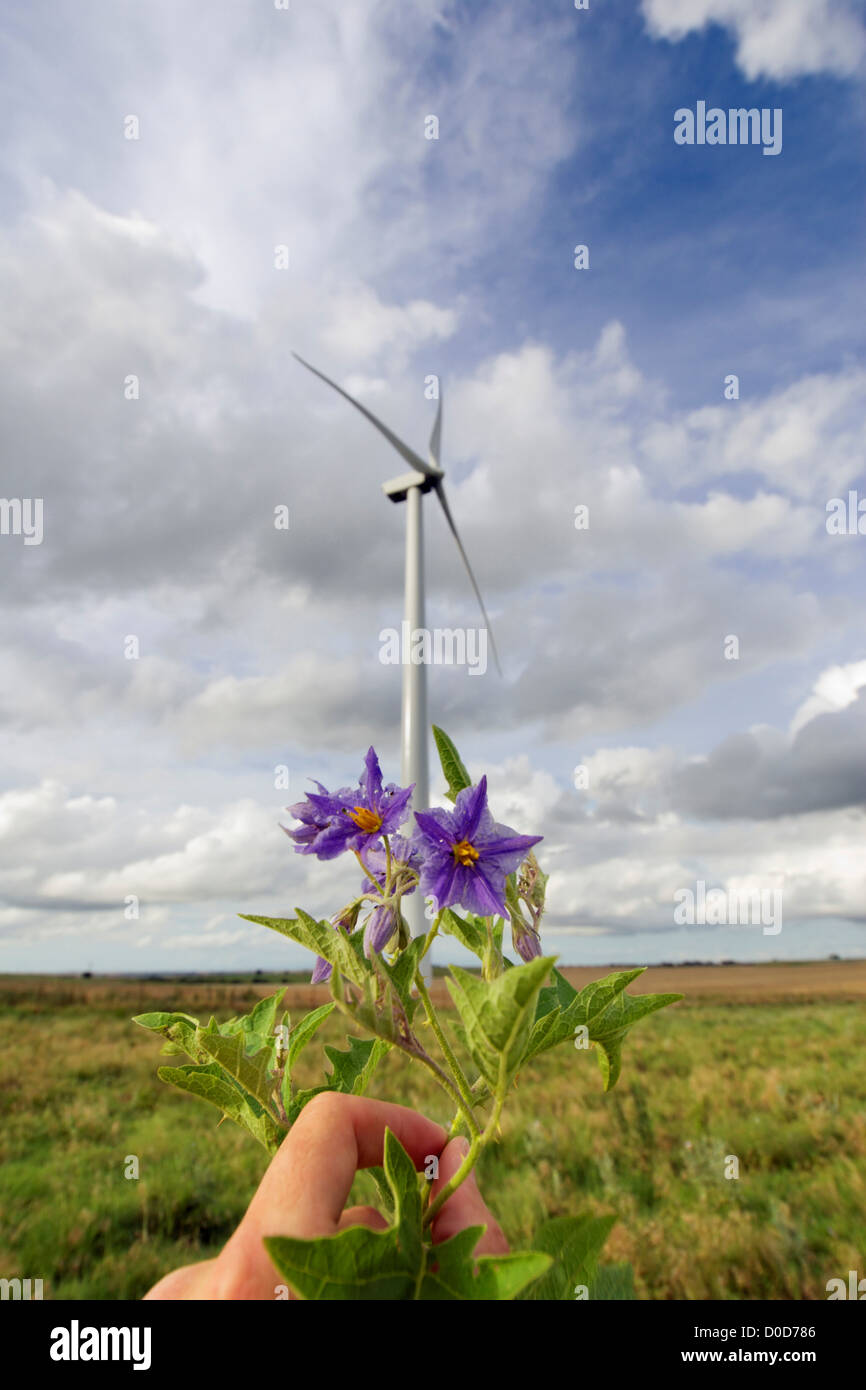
[1, 963, 864, 1300]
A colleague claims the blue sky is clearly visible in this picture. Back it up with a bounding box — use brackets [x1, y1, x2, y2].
[393, 1, 866, 405]
[0, 0, 864, 973]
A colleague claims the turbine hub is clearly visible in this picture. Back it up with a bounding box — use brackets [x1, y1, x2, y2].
[382, 470, 441, 503]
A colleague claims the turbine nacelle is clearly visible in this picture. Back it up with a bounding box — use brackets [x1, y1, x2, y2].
[383, 469, 442, 503]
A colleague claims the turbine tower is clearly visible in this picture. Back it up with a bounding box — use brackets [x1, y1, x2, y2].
[293, 354, 499, 977]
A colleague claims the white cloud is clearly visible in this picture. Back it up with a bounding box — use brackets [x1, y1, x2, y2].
[163, 929, 250, 951]
[790, 660, 866, 735]
[39, 799, 280, 903]
[319, 289, 458, 368]
[641, 369, 866, 502]
[548, 807, 866, 928]
[641, 0, 866, 82]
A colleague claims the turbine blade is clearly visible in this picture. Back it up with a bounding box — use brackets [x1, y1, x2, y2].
[433, 481, 502, 676]
[293, 352, 440, 479]
[429, 387, 443, 471]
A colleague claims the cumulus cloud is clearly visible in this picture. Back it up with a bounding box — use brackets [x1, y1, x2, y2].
[671, 694, 866, 819]
[561, 663, 866, 823]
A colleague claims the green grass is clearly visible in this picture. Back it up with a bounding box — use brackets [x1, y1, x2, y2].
[0, 979, 863, 1299]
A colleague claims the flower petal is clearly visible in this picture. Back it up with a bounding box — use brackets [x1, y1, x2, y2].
[454, 777, 489, 842]
[412, 808, 455, 848]
[360, 747, 383, 805]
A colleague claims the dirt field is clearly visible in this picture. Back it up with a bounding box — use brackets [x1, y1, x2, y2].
[560, 958, 866, 1002]
[2, 957, 865, 1015]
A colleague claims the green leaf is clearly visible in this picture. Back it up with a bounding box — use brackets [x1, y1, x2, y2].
[446, 956, 555, 1097]
[489, 914, 505, 954]
[524, 967, 683, 1090]
[377, 934, 425, 1013]
[540, 965, 580, 1015]
[243, 988, 287, 1052]
[264, 1128, 552, 1300]
[286, 1086, 325, 1125]
[266, 1223, 414, 1300]
[241, 911, 372, 990]
[217, 989, 286, 1054]
[439, 907, 486, 961]
[419, 1226, 551, 1300]
[287, 1002, 336, 1072]
[323, 1035, 389, 1096]
[134, 1009, 199, 1030]
[519, 1213, 616, 1300]
[382, 1124, 423, 1270]
[286, 1033, 389, 1125]
[264, 1129, 421, 1299]
[588, 1262, 637, 1300]
[157, 1062, 283, 1154]
[432, 725, 472, 803]
[196, 1021, 278, 1116]
[363, 1166, 395, 1220]
[133, 1010, 208, 1062]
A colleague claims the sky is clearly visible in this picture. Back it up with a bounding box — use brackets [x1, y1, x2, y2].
[0, 0, 864, 974]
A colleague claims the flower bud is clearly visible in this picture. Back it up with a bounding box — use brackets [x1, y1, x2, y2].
[511, 918, 542, 963]
[364, 904, 397, 957]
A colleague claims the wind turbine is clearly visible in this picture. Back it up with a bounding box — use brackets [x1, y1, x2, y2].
[293, 353, 500, 976]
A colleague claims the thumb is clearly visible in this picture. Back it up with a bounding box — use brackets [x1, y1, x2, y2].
[429, 1137, 509, 1255]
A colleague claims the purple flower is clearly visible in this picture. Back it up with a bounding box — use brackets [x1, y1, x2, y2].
[282, 780, 355, 861]
[283, 749, 413, 861]
[411, 777, 542, 918]
[338, 747, 414, 851]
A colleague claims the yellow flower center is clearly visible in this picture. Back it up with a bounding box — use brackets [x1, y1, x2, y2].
[453, 838, 479, 867]
[345, 806, 382, 833]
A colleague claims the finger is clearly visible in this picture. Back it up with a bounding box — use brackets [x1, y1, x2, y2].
[430, 1137, 509, 1256]
[254, 1093, 446, 1236]
[143, 1258, 218, 1300]
[213, 1093, 447, 1298]
[337, 1204, 389, 1232]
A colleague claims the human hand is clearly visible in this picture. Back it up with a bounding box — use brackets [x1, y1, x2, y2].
[144, 1092, 507, 1300]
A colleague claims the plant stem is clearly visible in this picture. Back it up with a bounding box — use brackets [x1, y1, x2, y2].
[419, 916, 440, 962]
[423, 1095, 504, 1229]
[413, 969, 480, 1138]
[352, 848, 372, 881]
[446, 1108, 466, 1141]
[412, 1049, 472, 1117]
[383, 834, 393, 891]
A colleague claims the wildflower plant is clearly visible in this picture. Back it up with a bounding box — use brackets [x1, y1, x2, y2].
[134, 726, 681, 1300]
